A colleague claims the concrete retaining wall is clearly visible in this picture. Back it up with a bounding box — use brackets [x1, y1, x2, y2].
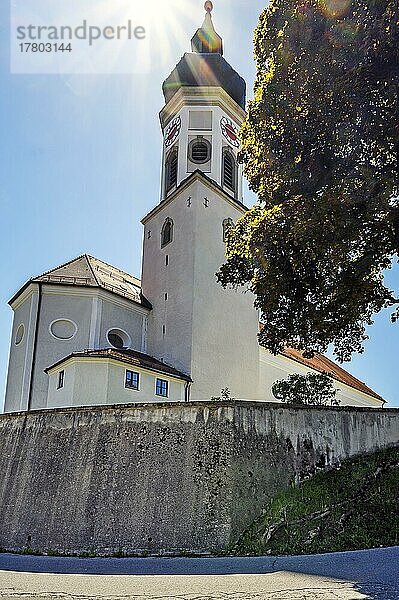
[0, 401, 398, 554]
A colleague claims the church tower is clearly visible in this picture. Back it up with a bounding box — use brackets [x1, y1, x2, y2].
[141, 2, 260, 400]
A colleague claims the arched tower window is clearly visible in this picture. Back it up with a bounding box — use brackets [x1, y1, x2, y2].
[222, 149, 237, 195]
[165, 147, 178, 195]
[161, 218, 174, 248]
[222, 218, 234, 243]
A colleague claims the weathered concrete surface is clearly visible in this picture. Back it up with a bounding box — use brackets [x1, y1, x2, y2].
[0, 401, 397, 554]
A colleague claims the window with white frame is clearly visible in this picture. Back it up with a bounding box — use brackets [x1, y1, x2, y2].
[156, 378, 169, 397]
[57, 370, 65, 390]
[125, 370, 139, 391]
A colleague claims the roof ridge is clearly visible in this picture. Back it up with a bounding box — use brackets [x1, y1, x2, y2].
[86, 255, 141, 285]
[34, 254, 88, 280]
[85, 254, 101, 287]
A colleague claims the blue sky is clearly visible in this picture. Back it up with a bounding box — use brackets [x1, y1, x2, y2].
[0, 0, 397, 409]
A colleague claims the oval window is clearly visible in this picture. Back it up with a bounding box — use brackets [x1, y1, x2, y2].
[15, 324, 25, 346]
[107, 329, 130, 349]
[50, 319, 77, 340]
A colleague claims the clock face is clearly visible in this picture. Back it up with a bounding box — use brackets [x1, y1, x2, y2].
[220, 116, 239, 148]
[164, 116, 181, 148]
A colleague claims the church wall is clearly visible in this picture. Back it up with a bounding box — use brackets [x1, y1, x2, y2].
[1, 401, 396, 555]
[5, 287, 39, 413]
[97, 299, 146, 353]
[106, 362, 186, 404]
[259, 348, 383, 408]
[190, 180, 260, 400]
[29, 287, 93, 410]
[142, 177, 261, 401]
[47, 362, 78, 408]
[142, 184, 196, 375]
[5, 284, 150, 413]
[46, 360, 186, 408]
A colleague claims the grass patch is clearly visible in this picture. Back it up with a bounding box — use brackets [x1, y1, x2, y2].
[230, 446, 399, 556]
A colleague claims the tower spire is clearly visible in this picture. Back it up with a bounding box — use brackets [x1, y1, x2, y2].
[191, 1, 223, 55]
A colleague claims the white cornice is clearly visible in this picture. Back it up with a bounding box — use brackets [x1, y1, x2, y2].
[159, 87, 246, 128]
[41, 285, 150, 316]
[10, 283, 38, 311]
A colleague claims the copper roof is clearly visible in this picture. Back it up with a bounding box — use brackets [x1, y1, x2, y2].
[280, 347, 384, 403]
[10, 255, 151, 309]
[45, 348, 192, 382]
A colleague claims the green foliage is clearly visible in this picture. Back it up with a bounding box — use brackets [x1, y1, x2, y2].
[21, 547, 42, 556]
[78, 549, 97, 558]
[218, 0, 399, 361]
[272, 372, 339, 406]
[230, 447, 399, 555]
[211, 388, 236, 401]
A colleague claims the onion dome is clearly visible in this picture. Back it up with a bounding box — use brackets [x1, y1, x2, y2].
[162, 2, 246, 110]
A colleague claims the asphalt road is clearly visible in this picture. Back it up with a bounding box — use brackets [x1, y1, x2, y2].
[0, 546, 398, 600]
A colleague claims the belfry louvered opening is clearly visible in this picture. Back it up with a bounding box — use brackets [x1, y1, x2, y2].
[222, 150, 236, 193]
[189, 138, 211, 164]
[165, 147, 178, 193]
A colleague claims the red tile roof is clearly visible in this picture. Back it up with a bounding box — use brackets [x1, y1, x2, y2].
[280, 347, 384, 403]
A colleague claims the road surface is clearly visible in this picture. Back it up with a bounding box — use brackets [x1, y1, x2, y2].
[0, 546, 397, 599]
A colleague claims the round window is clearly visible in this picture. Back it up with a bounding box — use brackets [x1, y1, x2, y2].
[107, 329, 130, 349]
[15, 324, 25, 346]
[189, 139, 211, 164]
[50, 319, 77, 340]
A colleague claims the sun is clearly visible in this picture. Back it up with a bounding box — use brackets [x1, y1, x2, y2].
[91, 0, 194, 66]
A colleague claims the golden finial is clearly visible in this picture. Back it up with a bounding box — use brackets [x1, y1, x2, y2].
[204, 1, 213, 13]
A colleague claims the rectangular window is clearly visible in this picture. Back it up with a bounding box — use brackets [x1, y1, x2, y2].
[57, 370, 65, 390]
[189, 110, 212, 130]
[156, 378, 169, 398]
[125, 370, 140, 391]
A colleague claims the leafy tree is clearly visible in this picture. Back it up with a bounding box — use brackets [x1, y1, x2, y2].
[272, 372, 339, 406]
[218, 0, 398, 361]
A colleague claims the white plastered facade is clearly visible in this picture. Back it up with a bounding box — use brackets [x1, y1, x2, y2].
[5, 283, 149, 412]
[46, 357, 186, 408]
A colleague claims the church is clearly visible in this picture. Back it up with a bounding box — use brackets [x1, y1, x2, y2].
[4, 3, 384, 413]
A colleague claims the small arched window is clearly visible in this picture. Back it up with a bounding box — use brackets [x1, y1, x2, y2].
[222, 218, 234, 243]
[165, 147, 178, 194]
[161, 217, 174, 248]
[222, 149, 237, 195]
